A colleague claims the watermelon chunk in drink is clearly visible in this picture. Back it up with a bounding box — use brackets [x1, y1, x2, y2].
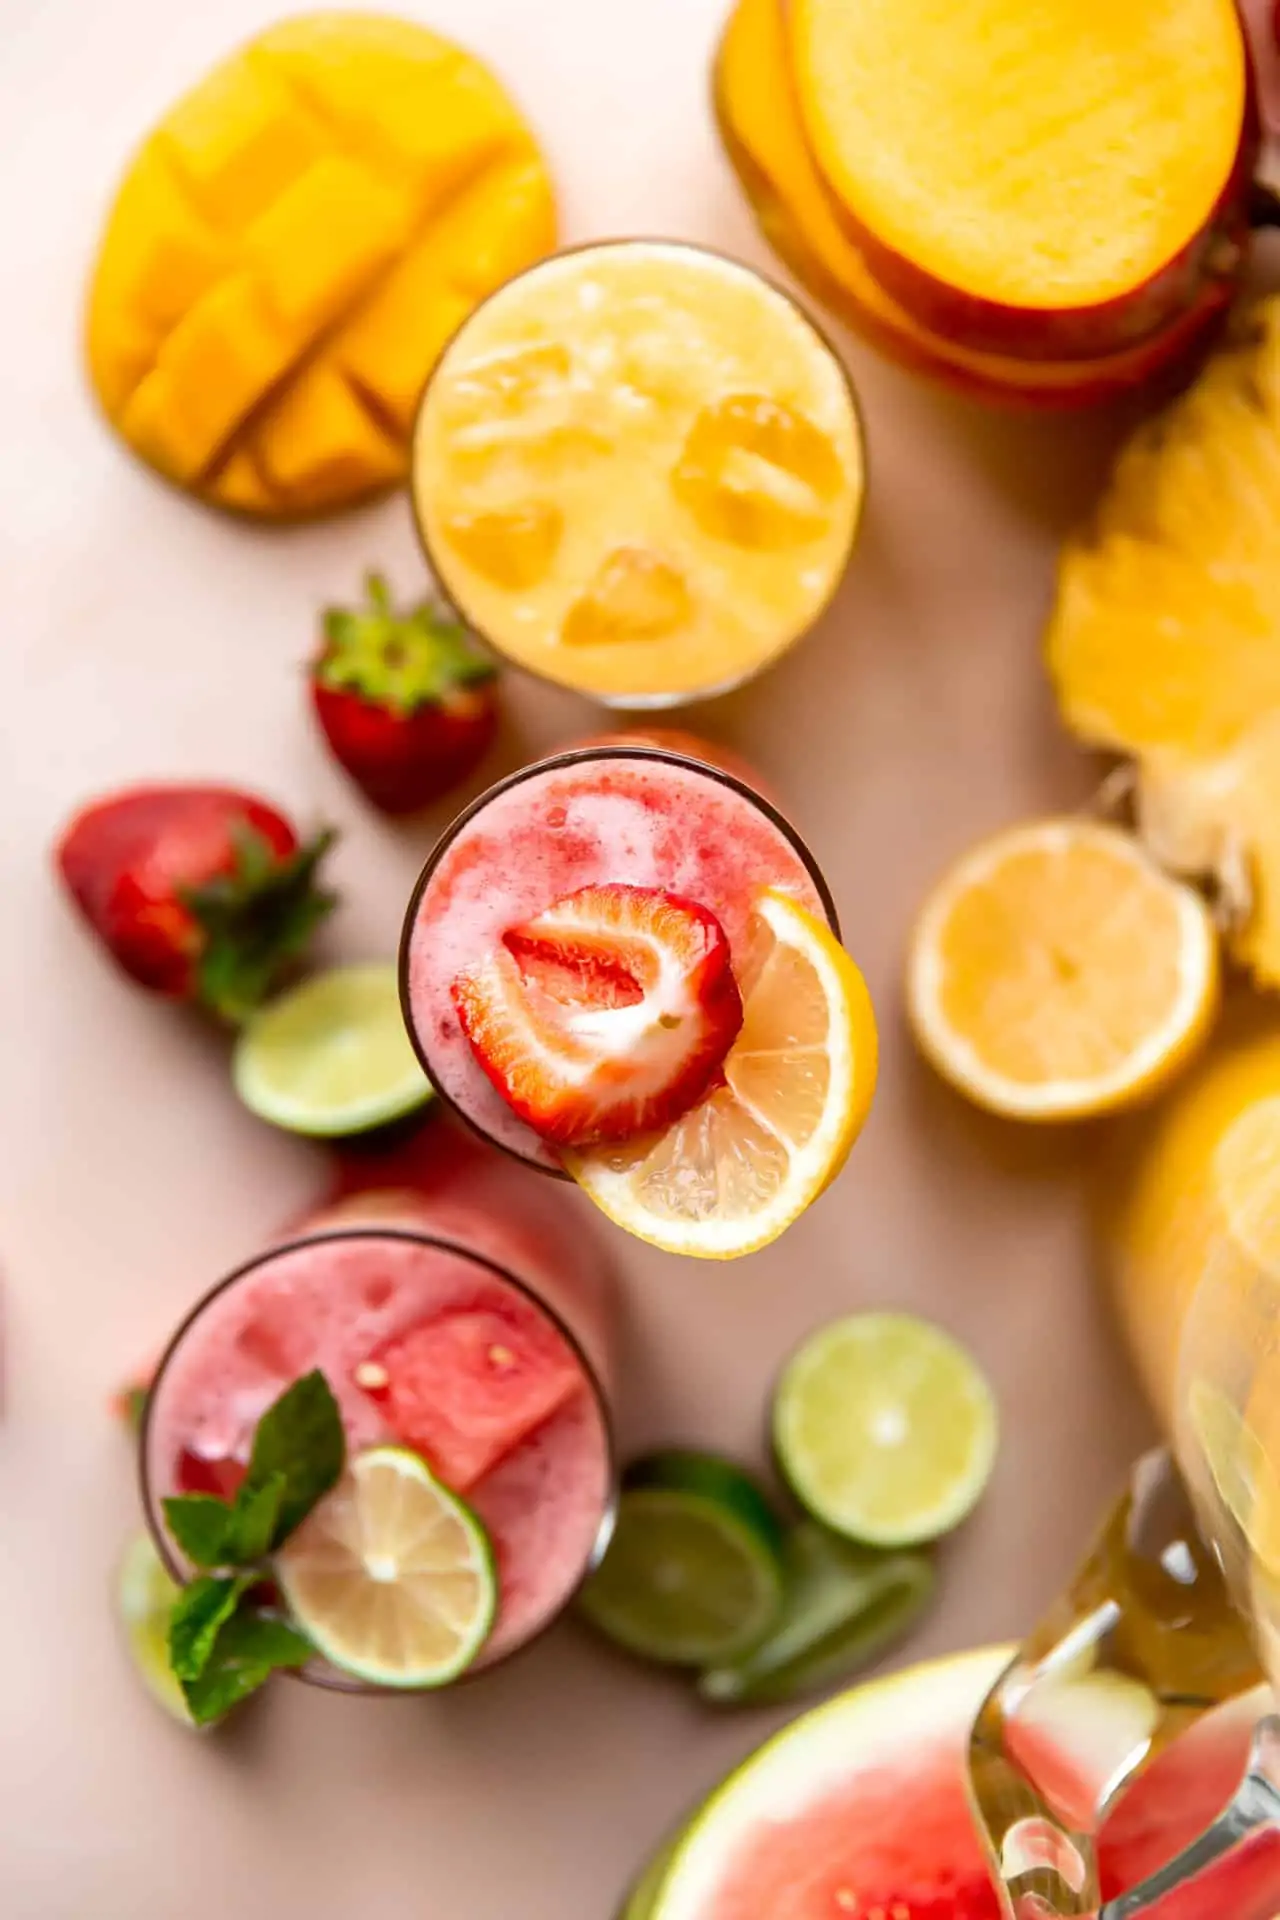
[141, 1216, 614, 1674]
[355, 1302, 584, 1491]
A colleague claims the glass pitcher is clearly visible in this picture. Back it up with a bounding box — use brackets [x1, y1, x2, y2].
[967, 1146, 1280, 1916]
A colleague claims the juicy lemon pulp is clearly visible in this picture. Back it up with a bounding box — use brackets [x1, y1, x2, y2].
[413, 242, 863, 703]
[564, 889, 877, 1258]
[907, 821, 1219, 1121]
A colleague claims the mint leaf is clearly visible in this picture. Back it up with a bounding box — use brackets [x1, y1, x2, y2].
[218, 1608, 315, 1669]
[180, 1607, 315, 1727]
[168, 1573, 255, 1683]
[244, 1371, 344, 1546]
[162, 1495, 233, 1569]
[162, 1473, 287, 1569]
[224, 1473, 286, 1564]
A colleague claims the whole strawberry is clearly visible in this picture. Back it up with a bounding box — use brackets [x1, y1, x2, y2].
[55, 786, 336, 1024]
[310, 573, 498, 814]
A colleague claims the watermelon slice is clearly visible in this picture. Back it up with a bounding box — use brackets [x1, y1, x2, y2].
[356, 1302, 583, 1491]
[647, 1645, 1280, 1919]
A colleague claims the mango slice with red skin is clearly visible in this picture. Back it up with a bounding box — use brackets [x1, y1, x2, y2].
[714, 0, 1250, 407]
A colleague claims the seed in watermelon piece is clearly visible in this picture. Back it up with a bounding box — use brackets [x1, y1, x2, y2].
[355, 1304, 583, 1491]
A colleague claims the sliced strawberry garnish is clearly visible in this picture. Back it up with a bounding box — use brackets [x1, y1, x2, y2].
[354, 1304, 583, 1490]
[451, 884, 744, 1148]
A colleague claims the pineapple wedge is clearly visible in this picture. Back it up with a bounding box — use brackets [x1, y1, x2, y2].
[1047, 300, 1280, 985]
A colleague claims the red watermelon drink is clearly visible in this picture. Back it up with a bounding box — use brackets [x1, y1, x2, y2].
[400, 743, 875, 1260]
[140, 1177, 616, 1696]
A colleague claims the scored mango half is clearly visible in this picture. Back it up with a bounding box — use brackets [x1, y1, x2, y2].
[85, 12, 555, 517]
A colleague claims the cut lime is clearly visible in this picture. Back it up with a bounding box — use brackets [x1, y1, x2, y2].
[116, 1532, 193, 1725]
[276, 1445, 496, 1688]
[699, 1520, 935, 1707]
[773, 1312, 998, 1547]
[232, 962, 432, 1138]
[577, 1450, 785, 1666]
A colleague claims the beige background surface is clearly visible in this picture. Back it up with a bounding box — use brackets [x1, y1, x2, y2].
[10, 0, 1264, 1914]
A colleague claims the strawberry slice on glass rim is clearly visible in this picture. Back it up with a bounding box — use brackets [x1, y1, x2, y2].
[450, 884, 744, 1148]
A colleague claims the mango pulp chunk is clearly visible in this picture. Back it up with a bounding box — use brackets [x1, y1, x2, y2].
[244, 155, 415, 336]
[353, 58, 520, 204]
[338, 274, 477, 434]
[335, 158, 554, 430]
[441, 501, 563, 589]
[562, 548, 694, 646]
[160, 58, 328, 230]
[85, 151, 230, 411]
[442, 340, 573, 424]
[253, 21, 506, 192]
[123, 273, 298, 480]
[213, 448, 274, 514]
[672, 394, 844, 549]
[440, 341, 612, 479]
[420, 155, 557, 299]
[614, 324, 707, 411]
[249, 362, 401, 502]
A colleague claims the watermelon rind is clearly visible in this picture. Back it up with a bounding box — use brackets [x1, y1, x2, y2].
[650, 1644, 1011, 1918]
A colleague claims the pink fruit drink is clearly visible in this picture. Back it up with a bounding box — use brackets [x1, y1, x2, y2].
[142, 1165, 616, 1682]
[401, 743, 836, 1170]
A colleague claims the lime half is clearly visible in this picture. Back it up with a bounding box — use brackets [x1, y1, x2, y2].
[773, 1313, 998, 1547]
[233, 963, 432, 1137]
[276, 1446, 497, 1688]
[577, 1451, 784, 1666]
[699, 1520, 935, 1707]
[116, 1532, 193, 1725]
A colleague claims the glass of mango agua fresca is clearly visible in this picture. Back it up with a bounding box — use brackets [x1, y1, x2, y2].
[401, 237, 877, 1267]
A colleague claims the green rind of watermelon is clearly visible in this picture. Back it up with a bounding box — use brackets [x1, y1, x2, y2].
[648, 1645, 1276, 1920]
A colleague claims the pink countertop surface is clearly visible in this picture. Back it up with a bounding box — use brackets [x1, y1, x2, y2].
[15, 0, 1265, 1912]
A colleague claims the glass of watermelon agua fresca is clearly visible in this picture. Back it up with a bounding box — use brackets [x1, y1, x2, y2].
[140, 1169, 617, 1701]
[398, 739, 878, 1261]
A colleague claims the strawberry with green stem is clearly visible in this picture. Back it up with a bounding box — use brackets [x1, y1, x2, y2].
[310, 574, 498, 814]
[55, 786, 336, 1025]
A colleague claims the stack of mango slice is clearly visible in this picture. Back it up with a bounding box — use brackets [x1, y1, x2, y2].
[85, 13, 555, 516]
[715, 0, 1252, 406]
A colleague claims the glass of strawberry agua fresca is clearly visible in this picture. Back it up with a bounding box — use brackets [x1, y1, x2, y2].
[140, 1153, 617, 1696]
[401, 739, 836, 1168]
[397, 737, 870, 1261]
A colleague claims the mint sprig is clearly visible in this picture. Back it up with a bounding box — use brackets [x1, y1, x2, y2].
[169, 1574, 257, 1683]
[163, 1371, 345, 1726]
[181, 1610, 315, 1725]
